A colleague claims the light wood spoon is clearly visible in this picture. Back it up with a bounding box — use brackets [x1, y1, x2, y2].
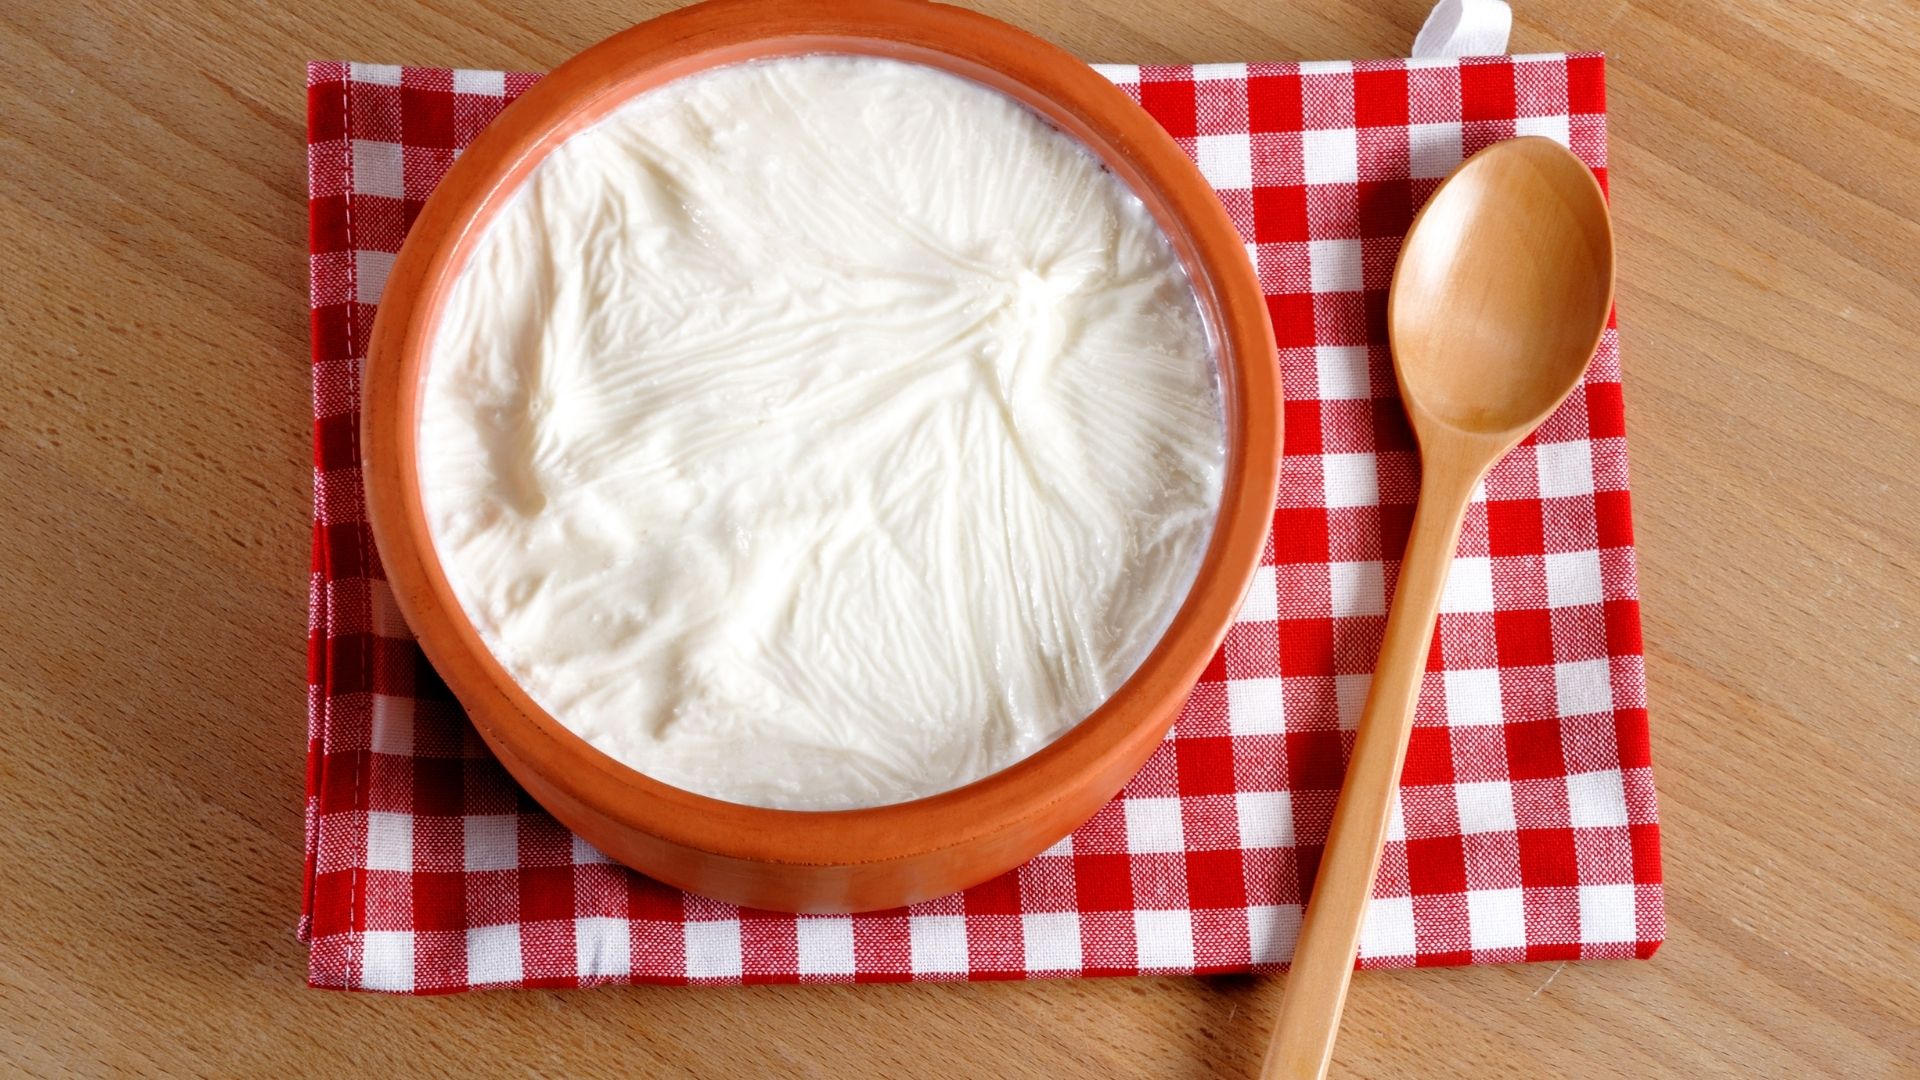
[1260, 136, 1616, 1080]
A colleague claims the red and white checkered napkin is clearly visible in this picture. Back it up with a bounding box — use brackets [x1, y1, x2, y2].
[303, 53, 1662, 993]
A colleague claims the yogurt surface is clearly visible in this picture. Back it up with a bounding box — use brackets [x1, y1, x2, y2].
[420, 55, 1225, 809]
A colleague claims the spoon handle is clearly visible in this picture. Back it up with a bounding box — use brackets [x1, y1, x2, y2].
[1260, 461, 1481, 1079]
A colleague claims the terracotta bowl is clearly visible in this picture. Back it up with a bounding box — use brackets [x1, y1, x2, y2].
[364, 0, 1281, 913]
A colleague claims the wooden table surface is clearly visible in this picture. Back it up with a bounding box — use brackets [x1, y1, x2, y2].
[3, 0, 1916, 1076]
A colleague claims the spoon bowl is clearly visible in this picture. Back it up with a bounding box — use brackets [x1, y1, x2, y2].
[1263, 136, 1614, 1080]
[1389, 136, 1615, 442]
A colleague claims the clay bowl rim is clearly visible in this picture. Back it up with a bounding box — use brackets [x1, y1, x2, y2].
[363, 0, 1281, 872]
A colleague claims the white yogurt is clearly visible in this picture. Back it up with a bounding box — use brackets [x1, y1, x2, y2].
[420, 55, 1224, 809]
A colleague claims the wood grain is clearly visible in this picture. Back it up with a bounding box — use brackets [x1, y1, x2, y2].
[1, 1, 1915, 1077]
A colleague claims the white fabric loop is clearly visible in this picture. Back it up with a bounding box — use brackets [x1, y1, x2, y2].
[1412, 0, 1513, 58]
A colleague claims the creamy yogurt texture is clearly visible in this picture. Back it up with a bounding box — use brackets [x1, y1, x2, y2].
[421, 56, 1224, 810]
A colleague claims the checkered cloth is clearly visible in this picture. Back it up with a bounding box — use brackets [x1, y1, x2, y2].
[303, 52, 1662, 993]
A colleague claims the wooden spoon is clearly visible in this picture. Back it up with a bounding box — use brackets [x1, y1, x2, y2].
[1260, 136, 1616, 1079]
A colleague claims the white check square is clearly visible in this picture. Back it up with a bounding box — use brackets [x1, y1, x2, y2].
[1322, 453, 1379, 508]
[1303, 127, 1360, 184]
[360, 931, 414, 991]
[1315, 345, 1372, 400]
[1454, 780, 1518, 834]
[795, 917, 856, 976]
[1235, 790, 1295, 849]
[1247, 904, 1303, 964]
[348, 62, 402, 85]
[1579, 884, 1640, 944]
[1545, 549, 1604, 608]
[452, 68, 507, 96]
[909, 915, 969, 974]
[369, 694, 413, 754]
[1191, 62, 1248, 81]
[1408, 122, 1464, 179]
[1537, 441, 1596, 498]
[684, 920, 743, 979]
[1329, 560, 1386, 617]
[1022, 912, 1083, 971]
[1227, 677, 1286, 734]
[1237, 564, 1279, 623]
[350, 139, 405, 198]
[1467, 888, 1527, 950]
[1440, 556, 1495, 613]
[1133, 909, 1195, 969]
[1444, 667, 1504, 726]
[467, 923, 523, 985]
[356, 249, 396, 305]
[1385, 794, 1407, 842]
[1556, 659, 1613, 716]
[1309, 238, 1363, 293]
[365, 810, 412, 871]
[1335, 673, 1372, 730]
[575, 916, 631, 978]
[1358, 895, 1416, 959]
[1515, 113, 1572, 147]
[1195, 133, 1253, 189]
[463, 815, 519, 872]
[1566, 769, 1630, 828]
[1124, 797, 1187, 854]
